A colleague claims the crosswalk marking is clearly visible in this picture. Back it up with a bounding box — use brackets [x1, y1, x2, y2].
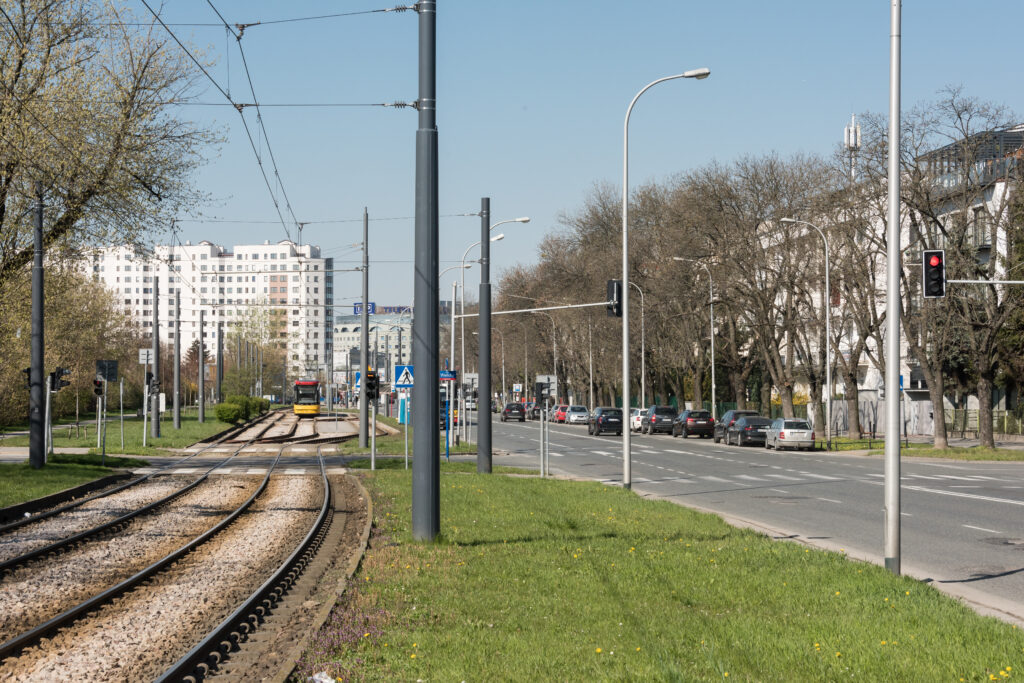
[765, 474, 802, 481]
[701, 475, 732, 483]
[736, 474, 767, 481]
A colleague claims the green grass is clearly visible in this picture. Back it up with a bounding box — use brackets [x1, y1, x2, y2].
[1, 412, 234, 455]
[0, 461, 118, 509]
[827, 436, 931, 452]
[866, 446, 1024, 461]
[328, 415, 477, 456]
[345, 457, 531, 474]
[296, 471, 1024, 681]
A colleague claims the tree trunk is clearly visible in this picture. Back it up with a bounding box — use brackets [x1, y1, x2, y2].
[926, 372, 949, 449]
[977, 371, 995, 449]
[806, 380, 822, 435]
[844, 369, 862, 438]
[760, 368, 772, 416]
[693, 364, 704, 411]
[731, 370, 747, 410]
[780, 383, 795, 418]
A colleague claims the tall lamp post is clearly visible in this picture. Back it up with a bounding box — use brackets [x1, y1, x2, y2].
[781, 217, 832, 449]
[460, 233, 505, 441]
[673, 257, 716, 418]
[622, 67, 710, 490]
[629, 282, 646, 408]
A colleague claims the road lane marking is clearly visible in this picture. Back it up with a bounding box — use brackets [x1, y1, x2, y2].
[736, 475, 767, 481]
[549, 452, 564, 457]
[591, 450, 613, 455]
[770, 488, 790, 494]
[765, 474, 802, 481]
[905, 485, 1024, 507]
[963, 524, 1001, 534]
[701, 475, 732, 483]
[817, 497, 842, 504]
[799, 472, 842, 480]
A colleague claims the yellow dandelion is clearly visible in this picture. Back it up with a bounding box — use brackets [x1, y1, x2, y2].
[884, 597, 889, 602]
[814, 643, 820, 647]
[636, 647, 641, 651]
[724, 673, 729, 678]
[596, 647, 602, 653]
[413, 643, 417, 647]
[834, 591, 840, 596]
[835, 651, 842, 658]
[364, 632, 370, 638]
[880, 640, 886, 645]
[411, 653, 416, 659]
[905, 590, 910, 595]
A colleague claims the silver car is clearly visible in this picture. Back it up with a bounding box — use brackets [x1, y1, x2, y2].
[630, 408, 648, 432]
[566, 405, 590, 424]
[765, 418, 815, 451]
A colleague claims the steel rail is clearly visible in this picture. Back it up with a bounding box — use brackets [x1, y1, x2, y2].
[0, 439, 253, 574]
[0, 445, 288, 661]
[158, 446, 333, 682]
[0, 410, 279, 536]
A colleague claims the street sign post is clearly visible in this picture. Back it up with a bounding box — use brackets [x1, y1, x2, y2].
[138, 348, 152, 365]
[96, 360, 118, 382]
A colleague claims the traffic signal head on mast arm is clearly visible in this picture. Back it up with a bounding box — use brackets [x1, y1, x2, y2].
[922, 249, 946, 298]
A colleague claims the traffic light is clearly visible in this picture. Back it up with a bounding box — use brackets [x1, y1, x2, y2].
[23, 367, 31, 390]
[48, 372, 57, 392]
[922, 249, 946, 298]
[93, 379, 103, 396]
[55, 367, 70, 390]
[365, 370, 379, 400]
[607, 279, 622, 317]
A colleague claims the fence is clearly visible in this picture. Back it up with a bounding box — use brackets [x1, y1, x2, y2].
[946, 409, 1024, 437]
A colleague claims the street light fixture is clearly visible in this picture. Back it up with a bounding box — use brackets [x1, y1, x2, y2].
[673, 257, 716, 419]
[781, 217, 832, 450]
[622, 67, 710, 490]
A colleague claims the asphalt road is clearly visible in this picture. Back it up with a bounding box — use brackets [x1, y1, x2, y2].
[491, 417, 1024, 624]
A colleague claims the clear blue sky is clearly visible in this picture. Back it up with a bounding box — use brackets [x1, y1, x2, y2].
[141, 1, 1024, 309]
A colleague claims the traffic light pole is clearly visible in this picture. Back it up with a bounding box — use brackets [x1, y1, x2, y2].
[151, 278, 161, 439]
[29, 181, 45, 469]
[360, 207, 369, 448]
[173, 290, 180, 429]
[198, 309, 205, 422]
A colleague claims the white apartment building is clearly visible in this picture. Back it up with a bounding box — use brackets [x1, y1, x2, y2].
[83, 239, 334, 376]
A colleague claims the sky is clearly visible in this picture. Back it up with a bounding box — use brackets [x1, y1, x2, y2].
[136, 1, 1024, 310]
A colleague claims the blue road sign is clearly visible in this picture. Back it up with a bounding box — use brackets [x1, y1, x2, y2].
[395, 365, 414, 388]
[440, 370, 457, 381]
[355, 371, 360, 389]
[353, 302, 377, 315]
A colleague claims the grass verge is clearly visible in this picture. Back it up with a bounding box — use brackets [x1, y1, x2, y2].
[866, 446, 1024, 461]
[0, 461, 117, 509]
[329, 415, 476, 456]
[345, 457, 531, 474]
[295, 471, 1024, 681]
[1, 413, 235, 455]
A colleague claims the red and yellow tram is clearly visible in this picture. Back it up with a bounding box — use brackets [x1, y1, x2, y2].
[293, 379, 321, 417]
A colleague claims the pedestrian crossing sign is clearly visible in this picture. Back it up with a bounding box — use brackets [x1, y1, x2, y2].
[395, 365, 414, 388]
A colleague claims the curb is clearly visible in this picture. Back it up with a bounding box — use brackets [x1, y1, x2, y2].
[271, 474, 374, 683]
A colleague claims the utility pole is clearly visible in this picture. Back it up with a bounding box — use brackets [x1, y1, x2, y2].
[29, 181, 45, 469]
[360, 207, 369, 448]
[198, 309, 205, 422]
[216, 320, 223, 402]
[478, 196, 493, 473]
[173, 290, 181, 429]
[412, 0, 440, 541]
[151, 278, 161, 438]
[884, 0, 902, 575]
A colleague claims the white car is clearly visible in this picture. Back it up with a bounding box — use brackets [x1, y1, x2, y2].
[566, 405, 590, 424]
[765, 418, 815, 451]
[630, 408, 648, 432]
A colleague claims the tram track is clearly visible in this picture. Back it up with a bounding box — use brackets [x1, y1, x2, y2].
[0, 444, 334, 681]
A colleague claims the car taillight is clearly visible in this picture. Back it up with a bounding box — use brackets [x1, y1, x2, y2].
[651, 415, 656, 422]
[779, 431, 785, 439]
[744, 426, 752, 431]
[811, 431, 815, 440]
[687, 418, 694, 423]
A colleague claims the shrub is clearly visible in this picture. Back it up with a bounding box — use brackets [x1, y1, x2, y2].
[257, 397, 271, 414]
[214, 403, 242, 424]
[225, 394, 252, 420]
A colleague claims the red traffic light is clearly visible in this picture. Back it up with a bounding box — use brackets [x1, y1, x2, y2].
[929, 254, 942, 267]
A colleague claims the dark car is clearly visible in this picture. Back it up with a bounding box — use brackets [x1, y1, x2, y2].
[714, 409, 760, 443]
[672, 409, 715, 438]
[500, 402, 525, 422]
[642, 405, 678, 434]
[725, 416, 773, 446]
[588, 407, 623, 436]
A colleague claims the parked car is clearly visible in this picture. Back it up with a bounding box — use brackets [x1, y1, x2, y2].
[529, 402, 546, 420]
[500, 402, 525, 422]
[672, 409, 715, 438]
[588, 407, 623, 436]
[714, 409, 761, 443]
[566, 405, 590, 424]
[642, 405, 678, 434]
[765, 418, 815, 451]
[491, 399, 499, 413]
[630, 408, 648, 432]
[725, 416, 773, 446]
[554, 405, 569, 423]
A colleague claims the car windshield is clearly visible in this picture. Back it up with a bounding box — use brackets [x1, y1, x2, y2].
[654, 407, 676, 416]
[505, 403, 520, 410]
[784, 420, 810, 429]
[569, 406, 587, 412]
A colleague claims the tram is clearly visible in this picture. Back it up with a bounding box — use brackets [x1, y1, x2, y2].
[293, 379, 321, 417]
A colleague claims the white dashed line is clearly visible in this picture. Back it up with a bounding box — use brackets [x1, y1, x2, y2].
[963, 524, 1001, 534]
[817, 497, 842, 504]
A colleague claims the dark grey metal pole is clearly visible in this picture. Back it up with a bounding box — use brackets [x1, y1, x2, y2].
[412, 0, 439, 541]
[173, 290, 181, 429]
[478, 197, 492, 473]
[360, 207, 369, 447]
[29, 182, 45, 469]
[216, 321, 223, 402]
[198, 309, 205, 422]
[151, 278, 161, 438]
